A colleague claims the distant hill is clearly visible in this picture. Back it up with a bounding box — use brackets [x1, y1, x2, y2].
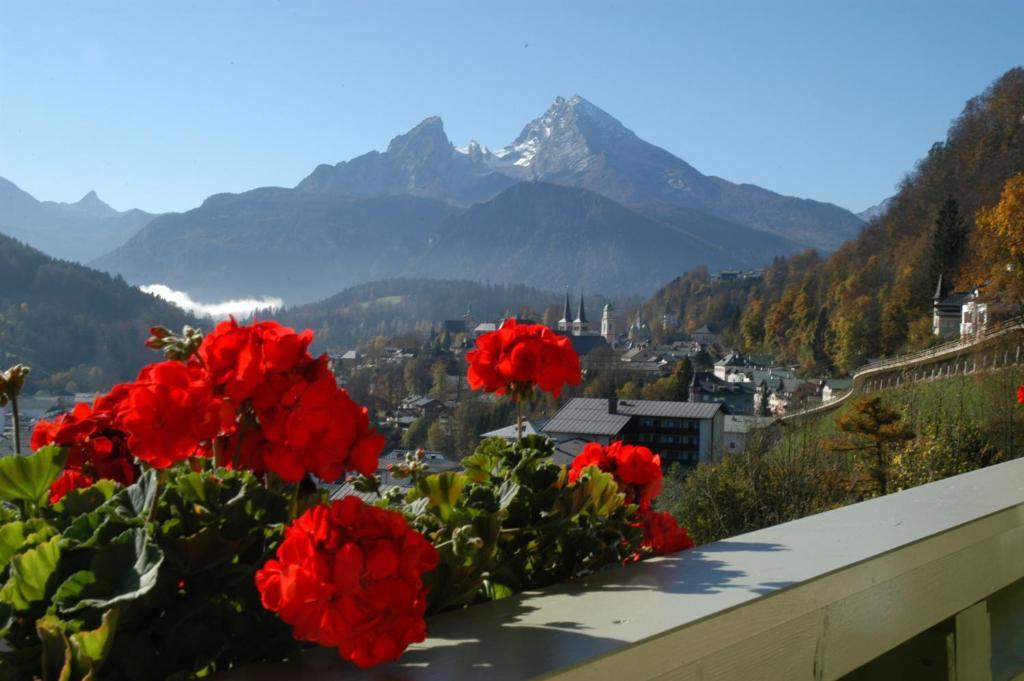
[642, 67, 1024, 373]
[0, 231, 195, 392]
[276, 278, 588, 353]
[0, 177, 155, 262]
[92, 189, 457, 303]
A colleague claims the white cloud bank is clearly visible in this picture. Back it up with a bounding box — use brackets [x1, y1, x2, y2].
[141, 284, 283, 320]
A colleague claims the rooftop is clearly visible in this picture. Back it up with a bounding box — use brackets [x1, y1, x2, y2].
[544, 398, 722, 436]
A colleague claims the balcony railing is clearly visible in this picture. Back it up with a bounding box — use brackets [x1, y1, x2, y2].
[228, 456, 1024, 680]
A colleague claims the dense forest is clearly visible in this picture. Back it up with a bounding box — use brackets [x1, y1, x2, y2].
[643, 68, 1024, 374]
[0, 233, 196, 392]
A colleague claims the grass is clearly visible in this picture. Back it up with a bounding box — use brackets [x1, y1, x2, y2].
[775, 366, 1024, 459]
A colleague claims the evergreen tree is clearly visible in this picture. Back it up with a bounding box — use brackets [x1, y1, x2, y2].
[836, 396, 915, 495]
[930, 197, 968, 286]
[674, 357, 694, 401]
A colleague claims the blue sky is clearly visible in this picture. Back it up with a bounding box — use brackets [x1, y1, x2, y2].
[1, 1, 1021, 214]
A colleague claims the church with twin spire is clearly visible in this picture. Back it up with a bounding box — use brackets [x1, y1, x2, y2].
[556, 292, 618, 343]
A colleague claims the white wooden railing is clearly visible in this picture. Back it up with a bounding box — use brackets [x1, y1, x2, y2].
[227, 457, 1024, 681]
[782, 318, 1024, 422]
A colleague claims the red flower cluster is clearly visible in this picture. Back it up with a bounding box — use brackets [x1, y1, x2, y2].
[569, 441, 693, 557]
[569, 441, 663, 508]
[104, 361, 233, 468]
[255, 497, 439, 668]
[202, 320, 383, 482]
[199, 319, 314, 402]
[33, 319, 384, 492]
[1017, 384, 1024, 405]
[31, 402, 138, 503]
[639, 510, 695, 555]
[466, 319, 580, 398]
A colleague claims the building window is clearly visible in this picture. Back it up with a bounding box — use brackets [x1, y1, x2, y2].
[660, 418, 681, 428]
[640, 418, 655, 427]
[638, 433, 655, 443]
[659, 434, 679, 444]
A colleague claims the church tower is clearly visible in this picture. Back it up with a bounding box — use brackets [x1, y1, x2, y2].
[601, 303, 616, 343]
[557, 292, 571, 332]
[572, 293, 589, 336]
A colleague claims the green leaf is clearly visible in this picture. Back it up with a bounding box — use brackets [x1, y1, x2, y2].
[55, 528, 163, 614]
[53, 480, 119, 518]
[0, 519, 57, 573]
[0, 534, 61, 610]
[0, 521, 29, 573]
[36, 614, 73, 681]
[0, 446, 67, 508]
[62, 472, 155, 548]
[69, 607, 120, 679]
[496, 480, 520, 511]
[557, 466, 625, 518]
[110, 469, 158, 520]
[416, 472, 467, 522]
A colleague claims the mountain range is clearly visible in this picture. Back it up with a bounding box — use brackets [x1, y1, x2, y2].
[91, 95, 863, 302]
[0, 177, 156, 262]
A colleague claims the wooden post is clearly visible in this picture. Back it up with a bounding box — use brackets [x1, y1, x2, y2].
[948, 600, 992, 681]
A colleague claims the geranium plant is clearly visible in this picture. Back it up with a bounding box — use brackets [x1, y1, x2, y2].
[0, 318, 692, 680]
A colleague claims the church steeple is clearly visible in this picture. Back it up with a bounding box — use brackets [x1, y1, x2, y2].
[575, 293, 587, 324]
[558, 291, 571, 332]
[572, 293, 589, 336]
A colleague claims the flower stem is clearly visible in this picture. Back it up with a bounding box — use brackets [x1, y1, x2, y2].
[516, 397, 523, 446]
[10, 394, 20, 455]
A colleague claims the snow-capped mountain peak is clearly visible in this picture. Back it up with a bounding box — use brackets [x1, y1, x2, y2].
[493, 94, 630, 175]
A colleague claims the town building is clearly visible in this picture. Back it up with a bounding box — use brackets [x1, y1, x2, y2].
[713, 352, 774, 381]
[627, 314, 652, 344]
[543, 398, 724, 468]
[481, 419, 550, 442]
[723, 415, 779, 454]
[691, 324, 720, 347]
[822, 378, 853, 403]
[933, 275, 971, 338]
[960, 293, 989, 339]
[690, 371, 755, 415]
[601, 303, 618, 343]
[399, 395, 446, 420]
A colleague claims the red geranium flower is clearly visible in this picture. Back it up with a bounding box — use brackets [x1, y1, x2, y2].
[108, 361, 235, 468]
[640, 510, 695, 555]
[31, 402, 138, 503]
[466, 318, 580, 398]
[239, 356, 383, 482]
[198, 318, 314, 402]
[569, 441, 663, 508]
[255, 497, 439, 668]
[1017, 383, 1024, 405]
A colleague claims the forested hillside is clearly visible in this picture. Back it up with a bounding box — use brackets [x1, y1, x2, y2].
[644, 68, 1024, 373]
[0, 233, 195, 391]
[276, 278, 615, 353]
